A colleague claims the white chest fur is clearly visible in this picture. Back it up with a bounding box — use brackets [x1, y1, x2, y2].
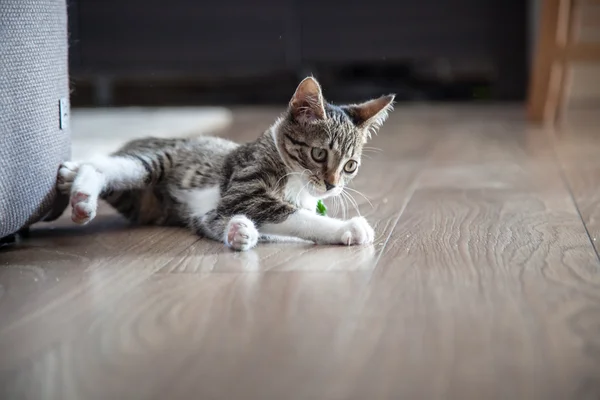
[283, 175, 318, 212]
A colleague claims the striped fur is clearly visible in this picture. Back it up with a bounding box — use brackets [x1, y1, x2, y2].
[57, 77, 395, 251]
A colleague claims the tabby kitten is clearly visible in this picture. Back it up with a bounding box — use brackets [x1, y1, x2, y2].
[57, 77, 394, 251]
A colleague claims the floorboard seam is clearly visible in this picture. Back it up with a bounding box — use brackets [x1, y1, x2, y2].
[546, 128, 600, 264]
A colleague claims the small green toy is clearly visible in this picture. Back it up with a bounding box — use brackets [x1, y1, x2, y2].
[316, 199, 327, 216]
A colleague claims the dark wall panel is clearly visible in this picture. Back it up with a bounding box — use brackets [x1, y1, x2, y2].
[75, 0, 290, 77]
[299, 0, 497, 62]
[68, 0, 527, 99]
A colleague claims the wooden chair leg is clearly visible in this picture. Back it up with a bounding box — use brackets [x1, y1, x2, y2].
[546, 0, 575, 122]
[528, 0, 563, 122]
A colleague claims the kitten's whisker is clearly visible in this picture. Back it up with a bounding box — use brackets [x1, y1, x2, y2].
[340, 193, 348, 220]
[344, 192, 360, 216]
[342, 191, 361, 217]
[363, 146, 383, 152]
[362, 149, 383, 154]
[295, 181, 311, 206]
[344, 187, 374, 208]
[330, 196, 338, 217]
[335, 196, 342, 218]
[275, 169, 309, 189]
[348, 192, 362, 216]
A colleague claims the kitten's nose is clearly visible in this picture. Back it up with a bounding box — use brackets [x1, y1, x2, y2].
[324, 181, 336, 191]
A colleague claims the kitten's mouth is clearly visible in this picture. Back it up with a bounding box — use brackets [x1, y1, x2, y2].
[303, 180, 325, 197]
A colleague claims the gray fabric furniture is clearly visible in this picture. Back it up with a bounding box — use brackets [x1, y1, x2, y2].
[0, 0, 71, 240]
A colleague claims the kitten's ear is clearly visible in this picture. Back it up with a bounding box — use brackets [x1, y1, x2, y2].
[345, 94, 395, 140]
[289, 77, 326, 123]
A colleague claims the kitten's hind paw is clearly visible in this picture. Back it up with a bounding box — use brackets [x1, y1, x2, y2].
[58, 162, 98, 225]
[225, 215, 259, 251]
[70, 191, 97, 225]
[57, 161, 80, 194]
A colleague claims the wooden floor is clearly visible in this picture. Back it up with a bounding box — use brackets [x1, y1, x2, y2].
[2, 106, 600, 399]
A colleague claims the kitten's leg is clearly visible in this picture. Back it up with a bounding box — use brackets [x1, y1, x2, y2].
[57, 156, 154, 224]
[198, 211, 259, 251]
[260, 209, 375, 246]
[178, 186, 259, 251]
[192, 187, 295, 251]
[69, 164, 105, 224]
[197, 206, 373, 250]
[194, 186, 374, 249]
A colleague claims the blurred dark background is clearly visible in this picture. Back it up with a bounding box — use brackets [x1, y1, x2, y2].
[67, 0, 529, 107]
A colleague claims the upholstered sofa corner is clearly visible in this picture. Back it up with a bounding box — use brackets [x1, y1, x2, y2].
[0, 0, 71, 242]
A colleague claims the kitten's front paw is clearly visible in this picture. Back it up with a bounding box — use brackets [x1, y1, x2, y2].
[337, 216, 375, 246]
[225, 215, 259, 251]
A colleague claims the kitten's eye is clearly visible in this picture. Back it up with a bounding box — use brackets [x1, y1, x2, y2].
[311, 147, 327, 162]
[344, 160, 358, 173]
